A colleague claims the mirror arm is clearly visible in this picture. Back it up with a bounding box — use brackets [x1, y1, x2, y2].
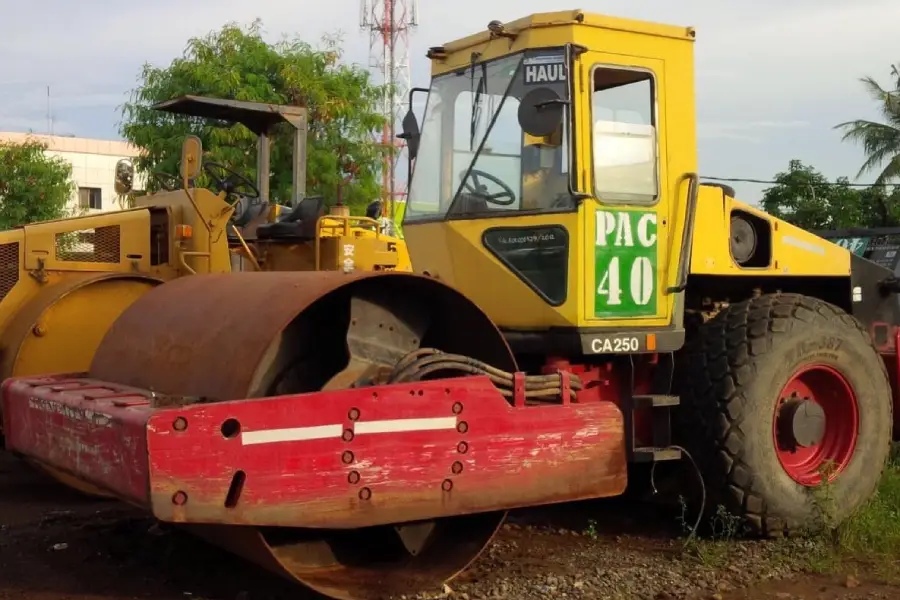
[535, 99, 570, 109]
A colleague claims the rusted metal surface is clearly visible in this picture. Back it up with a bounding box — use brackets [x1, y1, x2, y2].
[0, 272, 161, 495]
[322, 291, 430, 390]
[151, 96, 308, 136]
[2, 371, 626, 599]
[1, 376, 153, 505]
[90, 271, 514, 401]
[141, 375, 626, 528]
[180, 512, 504, 600]
[84, 270, 520, 599]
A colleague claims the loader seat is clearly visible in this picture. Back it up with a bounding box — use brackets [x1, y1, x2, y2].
[256, 196, 325, 241]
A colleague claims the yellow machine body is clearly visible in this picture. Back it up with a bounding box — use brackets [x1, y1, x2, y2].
[0, 138, 409, 387]
[0, 12, 889, 600]
[401, 10, 852, 352]
[0, 187, 231, 383]
[245, 213, 411, 273]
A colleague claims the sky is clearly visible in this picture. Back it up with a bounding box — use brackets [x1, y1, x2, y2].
[1, 0, 898, 203]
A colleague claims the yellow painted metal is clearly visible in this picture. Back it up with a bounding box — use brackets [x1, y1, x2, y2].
[0, 185, 235, 397]
[0, 274, 160, 379]
[405, 215, 579, 328]
[689, 191, 850, 277]
[0, 183, 233, 493]
[314, 215, 411, 272]
[429, 11, 694, 77]
[133, 187, 234, 276]
[404, 9, 698, 329]
[0, 180, 233, 385]
[180, 135, 204, 181]
[403, 9, 852, 334]
[245, 213, 411, 274]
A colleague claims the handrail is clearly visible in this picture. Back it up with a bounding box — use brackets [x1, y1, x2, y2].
[666, 172, 699, 294]
[229, 223, 262, 271]
[178, 250, 210, 275]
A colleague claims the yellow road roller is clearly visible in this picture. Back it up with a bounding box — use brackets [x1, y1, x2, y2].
[2, 9, 896, 600]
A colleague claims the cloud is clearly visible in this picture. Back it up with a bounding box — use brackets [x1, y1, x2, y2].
[1, 0, 896, 200]
[0, 115, 77, 136]
[698, 120, 810, 144]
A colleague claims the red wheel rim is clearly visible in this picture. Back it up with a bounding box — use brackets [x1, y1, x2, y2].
[773, 364, 859, 486]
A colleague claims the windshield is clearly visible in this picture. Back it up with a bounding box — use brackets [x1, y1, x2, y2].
[405, 49, 574, 222]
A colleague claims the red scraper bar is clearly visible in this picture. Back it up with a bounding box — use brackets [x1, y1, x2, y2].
[2, 374, 627, 529]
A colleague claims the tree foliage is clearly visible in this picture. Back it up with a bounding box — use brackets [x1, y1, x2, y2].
[761, 159, 900, 230]
[0, 139, 74, 229]
[835, 64, 900, 186]
[119, 21, 389, 213]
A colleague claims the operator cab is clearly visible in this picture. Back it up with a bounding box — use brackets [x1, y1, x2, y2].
[399, 11, 698, 354]
[149, 95, 314, 241]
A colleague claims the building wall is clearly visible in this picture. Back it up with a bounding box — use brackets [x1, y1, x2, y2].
[0, 132, 145, 215]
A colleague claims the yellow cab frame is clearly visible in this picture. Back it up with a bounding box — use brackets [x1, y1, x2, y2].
[399, 11, 698, 355]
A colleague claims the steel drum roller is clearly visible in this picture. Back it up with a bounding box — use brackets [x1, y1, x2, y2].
[89, 271, 514, 600]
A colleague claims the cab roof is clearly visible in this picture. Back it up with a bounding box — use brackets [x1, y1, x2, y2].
[438, 9, 695, 55]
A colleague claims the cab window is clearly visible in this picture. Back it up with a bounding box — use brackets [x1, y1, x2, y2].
[404, 50, 577, 223]
[452, 90, 523, 213]
[591, 67, 658, 204]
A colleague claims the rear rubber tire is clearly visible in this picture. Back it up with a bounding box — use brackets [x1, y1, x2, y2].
[677, 293, 893, 537]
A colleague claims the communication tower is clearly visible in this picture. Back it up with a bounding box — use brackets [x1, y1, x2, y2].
[360, 0, 419, 221]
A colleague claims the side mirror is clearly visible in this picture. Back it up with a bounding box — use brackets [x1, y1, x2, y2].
[397, 108, 421, 160]
[518, 87, 566, 137]
[180, 135, 203, 184]
[114, 159, 135, 195]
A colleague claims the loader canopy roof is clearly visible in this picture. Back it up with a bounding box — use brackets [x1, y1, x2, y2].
[152, 95, 308, 135]
[151, 95, 309, 205]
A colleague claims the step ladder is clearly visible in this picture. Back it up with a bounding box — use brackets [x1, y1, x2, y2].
[626, 394, 682, 463]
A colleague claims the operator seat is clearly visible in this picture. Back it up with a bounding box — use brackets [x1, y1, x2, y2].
[256, 195, 325, 241]
[366, 200, 383, 220]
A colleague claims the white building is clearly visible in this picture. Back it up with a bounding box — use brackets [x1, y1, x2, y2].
[0, 132, 145, 215]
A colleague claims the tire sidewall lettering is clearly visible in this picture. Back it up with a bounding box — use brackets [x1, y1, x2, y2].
[677, 294, 893, 534]
[738, 324, 888, 522]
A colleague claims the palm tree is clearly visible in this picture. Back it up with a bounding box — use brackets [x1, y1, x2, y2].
[835, 64, 900, 185]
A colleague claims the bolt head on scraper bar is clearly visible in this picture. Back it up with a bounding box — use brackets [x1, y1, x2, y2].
[1, 374, 627, 528]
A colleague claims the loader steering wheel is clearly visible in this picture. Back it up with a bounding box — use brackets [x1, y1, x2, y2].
[462, 169, 517, 206]
[202, 161, 261, 202]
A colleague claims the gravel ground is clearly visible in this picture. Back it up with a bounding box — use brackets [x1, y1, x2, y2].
[1, 450, 897, 600]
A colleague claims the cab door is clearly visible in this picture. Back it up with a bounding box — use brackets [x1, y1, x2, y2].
[579, 52, 675, 329]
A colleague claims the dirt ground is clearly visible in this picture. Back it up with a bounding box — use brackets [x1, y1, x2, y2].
[1, 450, 896, 600]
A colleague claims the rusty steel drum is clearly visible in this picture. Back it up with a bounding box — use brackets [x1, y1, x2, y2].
[89, 271, 515, 600]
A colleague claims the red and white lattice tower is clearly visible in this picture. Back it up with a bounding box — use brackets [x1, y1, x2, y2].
[360, 0, 418, 221]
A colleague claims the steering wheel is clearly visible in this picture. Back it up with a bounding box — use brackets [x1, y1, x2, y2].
[152, 172, 181, 192]
[462, 169, 517, 206]
[202, 161, 260, 201]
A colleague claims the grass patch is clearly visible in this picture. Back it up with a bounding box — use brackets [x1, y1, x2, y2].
[678, 502, 745, 568]
[674, 445, 900, 579]
[806, 444, 900, 581]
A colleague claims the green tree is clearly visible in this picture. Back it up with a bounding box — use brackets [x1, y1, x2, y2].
[119, 21, 389, 213]
[761, 160, 863, 230]
[855, 184, 900, 227]
[0, 138, 74, 229]
[835, 64, 900, 185]
[761, 159, 900, 230]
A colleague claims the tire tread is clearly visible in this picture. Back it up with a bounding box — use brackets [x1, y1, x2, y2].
[680, 292, 893, 537]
